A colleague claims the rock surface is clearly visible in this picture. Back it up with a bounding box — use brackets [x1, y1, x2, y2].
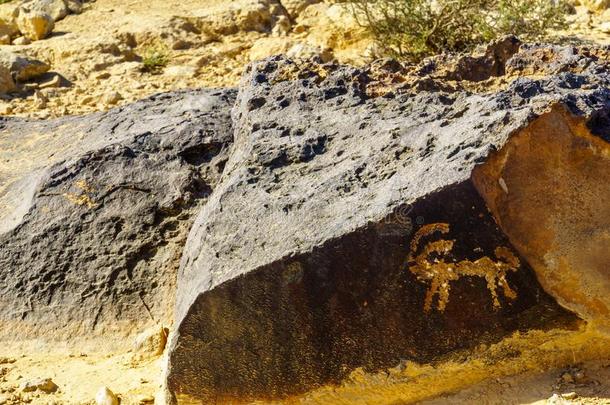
[164, 44, 610, 403]
[0, 88, 235, 346]
[0, 37, 610, 404]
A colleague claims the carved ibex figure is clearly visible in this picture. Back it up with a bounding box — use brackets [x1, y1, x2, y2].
[407, 223, 520, 312]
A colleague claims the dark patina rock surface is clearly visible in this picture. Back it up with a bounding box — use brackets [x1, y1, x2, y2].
[0, 89, 235, 346]
[165, 43, 610, 403]
[1, 39, 609, 404]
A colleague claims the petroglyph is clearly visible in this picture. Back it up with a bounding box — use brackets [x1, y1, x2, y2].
[407, 223, 520, 312]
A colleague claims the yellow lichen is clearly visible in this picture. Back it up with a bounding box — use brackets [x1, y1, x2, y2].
[407, 223, 520, 312]
[63, 179, 96, 209]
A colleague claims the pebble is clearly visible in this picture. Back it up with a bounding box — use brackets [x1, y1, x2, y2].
[562, 392, 578, 400]
[95, 386, 119, 405]
[137, 394, 154, 404]
[12, 36, 31, 46]
[103, 91, 123, 105]
[40, 75, 62, 89]
[19, 378, 58, 393]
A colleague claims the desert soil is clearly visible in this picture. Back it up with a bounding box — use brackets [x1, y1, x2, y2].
[0, 0, 371, 119]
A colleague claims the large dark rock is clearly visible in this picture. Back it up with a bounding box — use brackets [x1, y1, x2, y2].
[1, 39, 609, 404]
[0, 89, 235, 346]
[165, 44, 610, 403]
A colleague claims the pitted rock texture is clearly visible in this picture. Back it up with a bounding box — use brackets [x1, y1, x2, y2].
[165, 46, 610, 403]
[0, 88, 235, 345]
[1, 40, 610, 403]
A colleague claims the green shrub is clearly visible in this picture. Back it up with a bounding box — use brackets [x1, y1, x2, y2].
[141, 44, 169, 73]
[350, 0, 570, 61]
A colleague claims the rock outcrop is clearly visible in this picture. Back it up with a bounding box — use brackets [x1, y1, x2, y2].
[0, 88, 235, 346]
[164, 43, 610, 403]
[0, 39, 609, 404]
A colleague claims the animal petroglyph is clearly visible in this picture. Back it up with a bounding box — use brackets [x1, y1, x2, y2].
[407, 223, 520, 312]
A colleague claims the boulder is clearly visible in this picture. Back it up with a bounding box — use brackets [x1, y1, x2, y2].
[20, 0, 69, 22]
[163, 45, 610, 403]
[0, 50, 50, 81]
[0, 89, 236, 347]
[15, 9, 54, 40]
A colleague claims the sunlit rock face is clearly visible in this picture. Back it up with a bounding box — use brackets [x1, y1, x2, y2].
[473, 106, 610, 332]
[165, 43, 610, 404]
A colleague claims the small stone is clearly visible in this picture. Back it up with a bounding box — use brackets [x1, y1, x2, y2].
[164, 65, 197, 78]
[39, 75, 61, 89]
[171, 39, 192, 50]
[561, 372, 574, 383]
[65, 0, 83, 14]
[562, 392, 578, 400]
[573, 369, 586, 382]
[286, 43, 334, 63]
[12, 36, 31, 46]
[137, 394, 154, 404]
[94, 72, 111, 80]
[272, 15, 291, 37]
[95, 386, 119, 405]
[80, 95, 94, 105]
[20, 378, 58, 393]
[103, 91, 122, 105]
[599, 21, 610, 33]
[133, 325, 169, 357]
[0, 35, 10, 45]
[547, 393, 571, 405]
[34, 89, 48, 104]
[0, 65, 16, 94]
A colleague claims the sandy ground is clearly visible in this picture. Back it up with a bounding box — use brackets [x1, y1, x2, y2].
[420, 361, 610, 405]
[0, 350, 161, 404]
